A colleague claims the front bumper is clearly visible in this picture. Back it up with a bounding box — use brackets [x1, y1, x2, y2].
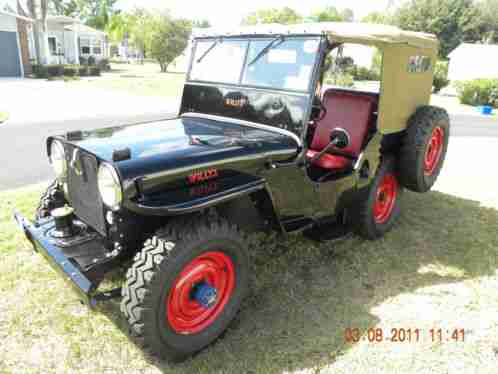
[13, 212, 119, 307]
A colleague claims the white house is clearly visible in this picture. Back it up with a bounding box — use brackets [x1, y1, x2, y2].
[0, 0, 32, 77]
[36, 15, 109, 65]
[448, 43, 498, 82]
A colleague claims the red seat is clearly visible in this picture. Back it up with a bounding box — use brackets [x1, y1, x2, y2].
[307, 89, 376, 170]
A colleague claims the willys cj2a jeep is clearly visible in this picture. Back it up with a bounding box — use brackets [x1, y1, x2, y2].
[14, 22, 449, 361]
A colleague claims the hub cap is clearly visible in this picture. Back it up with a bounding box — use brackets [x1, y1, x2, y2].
[373, 174, 398, 224]
[167, 251, 235, 335]
[424, 126, 444, 176]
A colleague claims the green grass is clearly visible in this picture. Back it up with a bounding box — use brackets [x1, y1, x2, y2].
[70, 62, 186, 98]
[1, 185, 498, 373]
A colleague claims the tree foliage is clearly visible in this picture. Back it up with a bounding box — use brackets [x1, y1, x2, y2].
[242, 7, 303, 25]
[362, 11, 392, 24]
[393, 0, 483, 58]
[311, 6, 342, 22]
[150, 15, 191, 72]
[51, 0, 117, 29]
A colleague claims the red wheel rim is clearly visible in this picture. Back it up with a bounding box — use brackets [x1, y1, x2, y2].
[373, 174, 398, 224]
[167, 251, 235, 335]
[424, 126, 444, 176]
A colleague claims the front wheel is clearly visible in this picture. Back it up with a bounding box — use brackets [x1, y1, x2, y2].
[353, 157, 403, 239]
[120, 215, 249, 362]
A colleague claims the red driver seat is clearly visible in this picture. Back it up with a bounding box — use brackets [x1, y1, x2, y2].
[307, 89, 377, 170]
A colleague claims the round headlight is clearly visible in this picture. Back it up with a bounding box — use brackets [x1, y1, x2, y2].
[97, 163, 122, 210]
[50, 140, 67, 180]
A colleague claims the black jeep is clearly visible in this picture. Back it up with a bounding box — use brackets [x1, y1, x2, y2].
[14, 23, 449, 361]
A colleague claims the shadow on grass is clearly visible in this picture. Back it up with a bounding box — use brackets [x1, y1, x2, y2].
[98, 191, 498, 373]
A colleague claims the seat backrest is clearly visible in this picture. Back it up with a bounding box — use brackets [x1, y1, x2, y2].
[310, 89, 376, 156]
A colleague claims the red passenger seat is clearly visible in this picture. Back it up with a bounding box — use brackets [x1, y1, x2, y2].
[307, 89, 377, 170]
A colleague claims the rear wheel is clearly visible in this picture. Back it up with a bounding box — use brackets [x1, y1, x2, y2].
[353, 157, 403, 239]
[399, 106, 450, 192]
[120, 215, 249, 362]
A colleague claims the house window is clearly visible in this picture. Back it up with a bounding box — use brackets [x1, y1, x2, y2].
[81, 46, 91, 54]
[48, 37, 57, 55]
[93, 47, 102, 55]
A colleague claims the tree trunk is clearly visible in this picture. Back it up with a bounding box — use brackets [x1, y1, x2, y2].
[27, 0, 41, 64]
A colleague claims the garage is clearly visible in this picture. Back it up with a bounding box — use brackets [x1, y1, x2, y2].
[0, 12, 22, 77]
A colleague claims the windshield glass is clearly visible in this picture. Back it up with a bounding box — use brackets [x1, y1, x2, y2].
[189, 37, 320, 92]
[243, 38, 319, 91]
[190, 40, 248, 84]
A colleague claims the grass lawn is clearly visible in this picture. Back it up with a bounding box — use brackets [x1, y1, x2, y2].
[1, 185, 497, 373]
[70, 62, 186, 98]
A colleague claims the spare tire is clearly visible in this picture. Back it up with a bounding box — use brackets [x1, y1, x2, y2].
[398, 106, 450, 192]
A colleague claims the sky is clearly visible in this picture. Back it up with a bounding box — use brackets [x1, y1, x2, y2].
[115, 0, 397, 27]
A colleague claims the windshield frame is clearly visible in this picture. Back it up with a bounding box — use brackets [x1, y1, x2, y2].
[187, 35, 323, 94]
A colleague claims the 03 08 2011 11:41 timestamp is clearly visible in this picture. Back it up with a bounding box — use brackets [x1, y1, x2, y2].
[344, 328, 465, 343]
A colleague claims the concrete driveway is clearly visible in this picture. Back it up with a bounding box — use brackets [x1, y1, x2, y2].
[0, 78, 179, 126]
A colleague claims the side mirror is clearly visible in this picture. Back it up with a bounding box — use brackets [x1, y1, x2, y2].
[330, 128, 350, 149]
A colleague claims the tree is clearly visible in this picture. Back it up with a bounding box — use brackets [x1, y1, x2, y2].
[85, 0, 118, 30]
[362, 11, 392, 24]
[241, 7, 302, 25]
[150, 15, 191, 72]
[27, 0, 50, 64]
[311, 6, 342, 22]
[393, 0, 483, 58]
[476, 0, 498, 44]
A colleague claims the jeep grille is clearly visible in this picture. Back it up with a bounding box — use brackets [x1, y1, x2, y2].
[66, 145, 106, 236]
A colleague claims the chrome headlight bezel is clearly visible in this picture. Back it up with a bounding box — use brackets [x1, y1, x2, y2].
[97, 163, 123, 211]
[50, 140, 67, 180]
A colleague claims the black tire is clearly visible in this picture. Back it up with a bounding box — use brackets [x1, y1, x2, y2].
[353, 157, 403, 239]
[35, 180, 66, 220]
[120, 215, 249, 362]
[399, 106, 450, 192]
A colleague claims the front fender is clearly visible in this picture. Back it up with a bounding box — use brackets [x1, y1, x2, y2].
[123, 176, 266, 216]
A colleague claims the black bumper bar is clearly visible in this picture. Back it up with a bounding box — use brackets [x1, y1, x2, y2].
[13, 212, 118, 307]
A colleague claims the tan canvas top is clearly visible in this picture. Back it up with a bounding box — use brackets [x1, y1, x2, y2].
[194, 22, 438, 50]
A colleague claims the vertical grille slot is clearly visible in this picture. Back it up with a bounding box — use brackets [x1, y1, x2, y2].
[66, 145, 106, 236]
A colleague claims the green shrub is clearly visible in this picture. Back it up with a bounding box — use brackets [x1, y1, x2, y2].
[79, 56, 88, 65]
[63, 65, 79, 77]
[325, 73, 354, 88]
[352, 66, 380, 81]
[98, 58, 110, 71]
[456, 79, 498, 107]
[88, 55, 96, 66]
[78, 66, 89, 77]
[89, 66, 101, 76]
[32, 64, 48, 79]
[46, 65, 64, 77]
[433, 60, 450, 93]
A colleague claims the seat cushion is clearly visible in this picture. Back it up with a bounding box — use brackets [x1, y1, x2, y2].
[306, 150, 351, 170]
[307, 89, 376, 170]
[310, 90, 376, 156]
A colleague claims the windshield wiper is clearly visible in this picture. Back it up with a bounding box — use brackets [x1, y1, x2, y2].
[196, 38, 222, 63]
[248, 35, 285, 66]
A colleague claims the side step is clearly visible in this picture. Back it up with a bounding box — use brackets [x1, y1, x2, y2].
[303, 222, 353, 243]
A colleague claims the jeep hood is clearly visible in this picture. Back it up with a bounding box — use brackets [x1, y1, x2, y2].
[54, 114, 300, 195]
